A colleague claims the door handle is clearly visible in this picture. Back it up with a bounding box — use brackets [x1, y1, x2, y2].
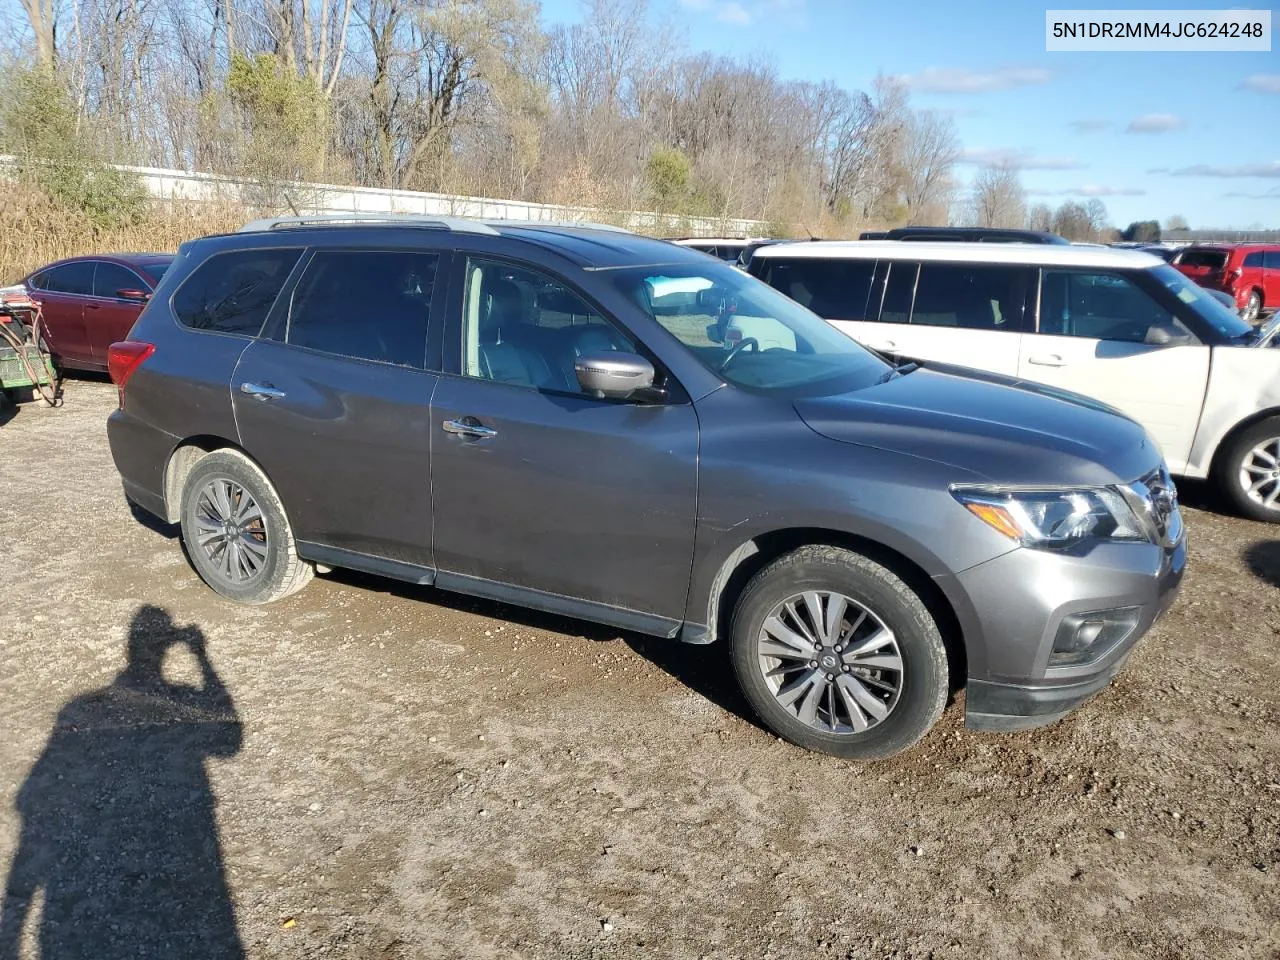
[85, 303, 100, 310]
[239, 382, 287, 400]
[443, 418, 497, 440]
[1027, 354, 1067, 367]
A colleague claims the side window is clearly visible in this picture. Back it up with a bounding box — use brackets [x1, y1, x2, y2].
[1243, 252, 1264, 268]
[756, 258, 876, 321]
[1261, 251, 1280, 270]
[285, 250, 438, 368]
[42, 262, 94, 295]
[173, 248, 302, 335]
[92, 262, 145, 298]
[910, 263, 1031, 332]
[1038, 270, 1192, 343]
[462, 258, 636, 395]
[27, 271, 48, 290]
[879, 261, 918, 324]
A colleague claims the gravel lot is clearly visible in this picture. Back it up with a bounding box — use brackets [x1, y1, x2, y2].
[1, 381, 1277, 960]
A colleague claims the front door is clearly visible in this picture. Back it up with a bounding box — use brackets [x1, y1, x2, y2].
[1018, 268, 1210, 474]
[232, 247, 446, 567]
[1264, 251, 1280, 309]
[84, 261, 149, 365]
[429, 255, 699, 629]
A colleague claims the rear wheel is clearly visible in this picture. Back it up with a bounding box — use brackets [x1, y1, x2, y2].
[1242, 290, 1262, 325]
[730, 545, 949, 759]
[179, 449, 314, 603]
[1215, 417, 1280, 523]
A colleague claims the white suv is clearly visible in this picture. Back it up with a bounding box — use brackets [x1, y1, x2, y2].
[750, 241, 1280, 522]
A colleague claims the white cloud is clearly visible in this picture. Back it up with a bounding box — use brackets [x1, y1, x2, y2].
[957, 148, 1084, 171]
[890, 66, 1051, 94]
[678, 0, 803, 26]
[1169, 162, 1280, 178]
[1028, 185, 1145, 198]
[1240, 74, 1280, 94]
[1126, 113, 1186, 134]
[1068, 119, 1110, 132]
[1224, 188, 1280, 199]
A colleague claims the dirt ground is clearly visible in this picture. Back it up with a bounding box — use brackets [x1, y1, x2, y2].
[0, 381, 1277, 960]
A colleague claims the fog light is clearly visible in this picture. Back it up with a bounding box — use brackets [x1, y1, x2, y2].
[1050, 607, 1142, 666]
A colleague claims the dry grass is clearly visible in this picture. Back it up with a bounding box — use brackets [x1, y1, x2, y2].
[0, 182, 250, 283]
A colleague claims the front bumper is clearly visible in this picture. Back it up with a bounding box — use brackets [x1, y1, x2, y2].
[943, 533, 1187, 732]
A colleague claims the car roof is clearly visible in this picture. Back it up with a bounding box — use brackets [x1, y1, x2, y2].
[218, 218, 711, 271]
[752, 239, 1165, 269]
[670, 237, 756, 245]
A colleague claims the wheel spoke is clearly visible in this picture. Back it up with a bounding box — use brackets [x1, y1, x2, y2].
[240, 533, 268, 560]
[776, 670, 820, 709]
[760, 638, 812, 661]
[796, 674, 827, 725]
[823, 594, 847, 646]
[763, 616, 816, 655]
[802, 592, 825, 639]
[784, 601, 822, 648]
[235, 499, 262, 524]
[848, 652, 903, 672]
[837, 674, 889, 720]
[843, 627, 895, 658]
[836, 680, 869, 732]
[212, 480, 234, 522]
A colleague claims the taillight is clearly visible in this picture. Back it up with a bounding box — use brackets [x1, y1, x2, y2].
[107, 340, 154, 408]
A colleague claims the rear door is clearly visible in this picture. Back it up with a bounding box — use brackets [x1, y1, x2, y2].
[232, 246, 447, 570]
[29, 262, 94, 366]
[868, 260, 1032, 375]
[1265, 251, 1280, 309]
[1017, 268, 1210, 473]
[85, 261, 150, 365]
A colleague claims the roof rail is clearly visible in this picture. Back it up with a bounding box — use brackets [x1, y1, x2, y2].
[485, 218, 633, 234]
[237, 213, 500, 235]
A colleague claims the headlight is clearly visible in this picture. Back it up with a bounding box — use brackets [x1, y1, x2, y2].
[951, 485, 1154, 548]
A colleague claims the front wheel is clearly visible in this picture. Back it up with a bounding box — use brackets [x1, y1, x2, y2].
[179, 449, 314, 603]
[730, 545, 949, 759]
[1216, 418, 1280, 523]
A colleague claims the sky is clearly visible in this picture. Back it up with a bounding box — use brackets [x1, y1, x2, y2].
[539, 0, 1280, 229]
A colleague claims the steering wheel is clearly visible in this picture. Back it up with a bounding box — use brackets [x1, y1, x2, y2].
[719, 337, 759, 372]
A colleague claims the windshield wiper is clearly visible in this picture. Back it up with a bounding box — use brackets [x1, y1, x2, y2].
[876, 361, 919, 384]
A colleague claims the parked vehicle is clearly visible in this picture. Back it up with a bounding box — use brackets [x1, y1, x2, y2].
[859, 226, 1071, 245]
[1172, 243, 1279, 324]
[108, 216, 1185, 758]
[750, 240, 1280, 522]
[20, 254, 174, 372]
[671, 237, 770, 264]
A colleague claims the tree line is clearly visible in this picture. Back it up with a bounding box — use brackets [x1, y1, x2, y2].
[1, 0, 1126, 238]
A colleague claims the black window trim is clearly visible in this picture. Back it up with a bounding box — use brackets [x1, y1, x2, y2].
[169, 244, 307, 341]
[38, 259, 96, 297]
[258, 245, 450, 372]
[442, 250, 688, 405]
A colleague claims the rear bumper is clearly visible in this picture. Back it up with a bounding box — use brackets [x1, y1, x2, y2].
[949, 533, 1187, 732]
[107, 408, 174, 521]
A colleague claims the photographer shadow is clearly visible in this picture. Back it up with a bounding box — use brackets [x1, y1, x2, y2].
[0, 606, 244, 959]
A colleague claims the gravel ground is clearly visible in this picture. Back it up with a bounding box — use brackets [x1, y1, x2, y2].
[1, 381, 1277, 960]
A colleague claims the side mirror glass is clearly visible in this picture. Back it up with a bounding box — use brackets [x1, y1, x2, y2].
[575, 352, 655, 399]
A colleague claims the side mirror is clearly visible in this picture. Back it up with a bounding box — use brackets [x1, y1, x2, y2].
[117, 288, 151, 302]
[575, 352, 655, 399]
[1144, 323, 1191, 346]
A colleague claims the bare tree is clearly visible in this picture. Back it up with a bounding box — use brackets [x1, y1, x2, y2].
[902, 109, 958, 225]
[1026, 202, 1052, 233]
[970, 164, 1025, 228]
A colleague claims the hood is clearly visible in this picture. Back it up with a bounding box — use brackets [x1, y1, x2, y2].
[794, 364, 1161, 487]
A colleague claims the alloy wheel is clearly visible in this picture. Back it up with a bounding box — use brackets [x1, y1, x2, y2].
[1240, 437, 1280, 513]
[756, 590, 904, 735]
[194, 478, 270, 582]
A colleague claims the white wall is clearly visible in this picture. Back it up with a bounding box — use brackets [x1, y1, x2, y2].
[0, 157, 766, 237]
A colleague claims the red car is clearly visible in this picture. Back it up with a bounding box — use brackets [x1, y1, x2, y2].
[1172, 243, 1280, 324]
[22, 253, 174, 371]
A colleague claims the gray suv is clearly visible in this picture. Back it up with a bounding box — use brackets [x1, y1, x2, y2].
[106, 217, 1186, 758]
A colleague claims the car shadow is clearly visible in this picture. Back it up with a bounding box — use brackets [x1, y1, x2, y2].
[323, 567, 763, 733]
[0, 605, 245, 959]
[1173, 477, 1218, 514]
[0, 401, 16, 428]
[1243, 541, 1280, 588]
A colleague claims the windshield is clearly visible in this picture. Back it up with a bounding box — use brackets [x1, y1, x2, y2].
[140, 258, 174, 281]
[610, 262, 891, 396]
[1151, 264, 1254, 341]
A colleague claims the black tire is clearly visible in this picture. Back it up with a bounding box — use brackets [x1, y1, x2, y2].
[179, 449, 314, 603]
[1214, 417, 1280, 524]
[729, 545, 948, 759]
[1242, 290, 1262, 325]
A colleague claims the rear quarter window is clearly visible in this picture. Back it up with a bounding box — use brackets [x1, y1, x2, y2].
[172, 248, 302, 335]
[1177, 249, 1228, 269]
